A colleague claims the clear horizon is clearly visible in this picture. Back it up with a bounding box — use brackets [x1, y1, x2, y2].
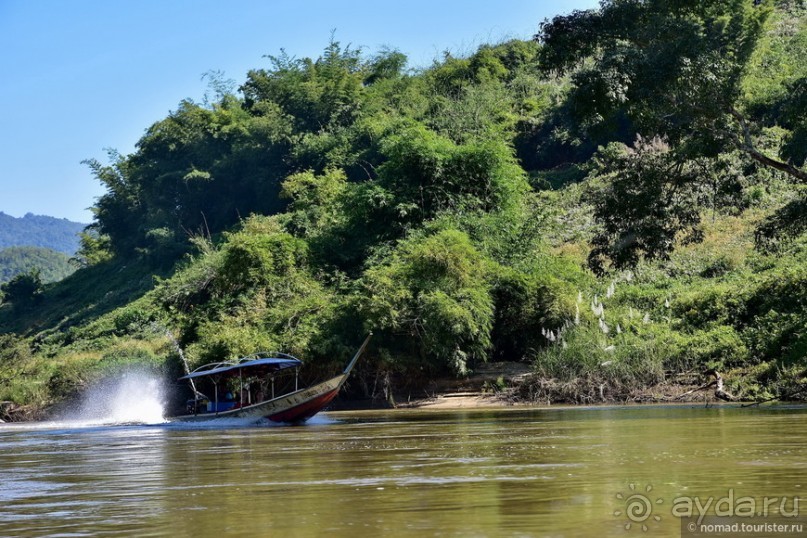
[0, 0, 597, 223]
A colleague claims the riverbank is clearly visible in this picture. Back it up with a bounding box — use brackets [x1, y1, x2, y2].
[0, 361, 799, 423]
[363, 362, 784, 411]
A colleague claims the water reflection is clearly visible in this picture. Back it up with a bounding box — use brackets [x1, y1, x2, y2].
[0, 405, 806, 537]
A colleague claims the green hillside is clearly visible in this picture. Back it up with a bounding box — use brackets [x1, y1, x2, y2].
[1, 0, 805, 417]
[0, 212, 86, 255]
[0, 246, 75, 284]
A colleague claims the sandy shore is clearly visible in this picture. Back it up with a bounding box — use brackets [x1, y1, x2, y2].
[404, 392, 513, 409]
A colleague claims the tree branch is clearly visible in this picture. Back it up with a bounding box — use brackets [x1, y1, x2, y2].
[729, 108, 807, 182]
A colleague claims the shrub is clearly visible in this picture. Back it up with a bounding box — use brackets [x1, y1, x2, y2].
[217, 217, 308, 295]
[531, 323, 671, 403]
[112, 305, 156, 335]
[673, 283, 746, 329]
[1, 269, 43, 307]
[490, 264, 577, 361]
[360, 228, 494, 374]
[677, 326, 749, 370]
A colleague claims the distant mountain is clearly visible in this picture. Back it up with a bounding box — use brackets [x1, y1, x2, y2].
[0, 246, 75, 284]
[0, 212, 87, 256]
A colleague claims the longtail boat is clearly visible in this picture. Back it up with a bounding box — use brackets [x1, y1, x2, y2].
[172, 334, 371, 423]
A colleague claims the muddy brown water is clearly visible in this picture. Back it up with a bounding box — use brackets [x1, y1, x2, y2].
[1, 405, 805, 537]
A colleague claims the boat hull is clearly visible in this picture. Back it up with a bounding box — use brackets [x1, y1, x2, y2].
[171, 333, 372, 424]
[172, 373, 347, 424]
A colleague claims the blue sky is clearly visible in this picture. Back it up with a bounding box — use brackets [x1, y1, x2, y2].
[0, 0, 597, 223]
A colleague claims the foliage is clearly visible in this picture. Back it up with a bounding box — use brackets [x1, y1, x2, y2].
[531, 322, 671, 403]
[73, 230, 114, 267]
[537, 0, 769, 148]
[217, 217, 308, 294]
[360, 228, 494, 374]
[0, 212, 86, 255]
[0, 269, 43, 307]
[537, 0, 807, 269]
[2, 7, 807, 411]
[0, 246, 75, 284]
[583, 138, 759, 272]
[155, 215, 341, 365]
[490, 263, 578, 361]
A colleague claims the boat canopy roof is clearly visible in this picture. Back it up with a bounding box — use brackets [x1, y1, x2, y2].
[179, 352, 302, 381]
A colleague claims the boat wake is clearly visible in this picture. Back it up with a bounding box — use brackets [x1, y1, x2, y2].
[160, 412, 341, 430]
[0, 414, 341, 434]
[161, 417, 277, 429]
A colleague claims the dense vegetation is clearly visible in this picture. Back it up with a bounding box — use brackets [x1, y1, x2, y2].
[0, 246, 75, 284]
[0, 212, 86, 255]
[1, 0, 805, 416]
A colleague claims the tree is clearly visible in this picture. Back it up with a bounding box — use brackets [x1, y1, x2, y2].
[376, 124, 529, 222]
[585, 138, 708, 273]
[1, 269, 43, 307]
[359, 228, 494, 374]
[364, 48, 408, 85]
[0, 246, 75, 283]
[83, 151, 143, 256]
[242, 38, 366, 133]
[536, 0, 807, 267]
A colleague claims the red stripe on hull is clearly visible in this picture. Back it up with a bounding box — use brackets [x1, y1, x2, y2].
[266, 388, 340, 423]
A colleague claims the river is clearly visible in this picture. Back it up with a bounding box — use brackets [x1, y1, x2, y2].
[1, 405, 805, 537]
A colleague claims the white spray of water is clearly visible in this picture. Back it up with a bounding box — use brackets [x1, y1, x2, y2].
[69, 371, 167, 425]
